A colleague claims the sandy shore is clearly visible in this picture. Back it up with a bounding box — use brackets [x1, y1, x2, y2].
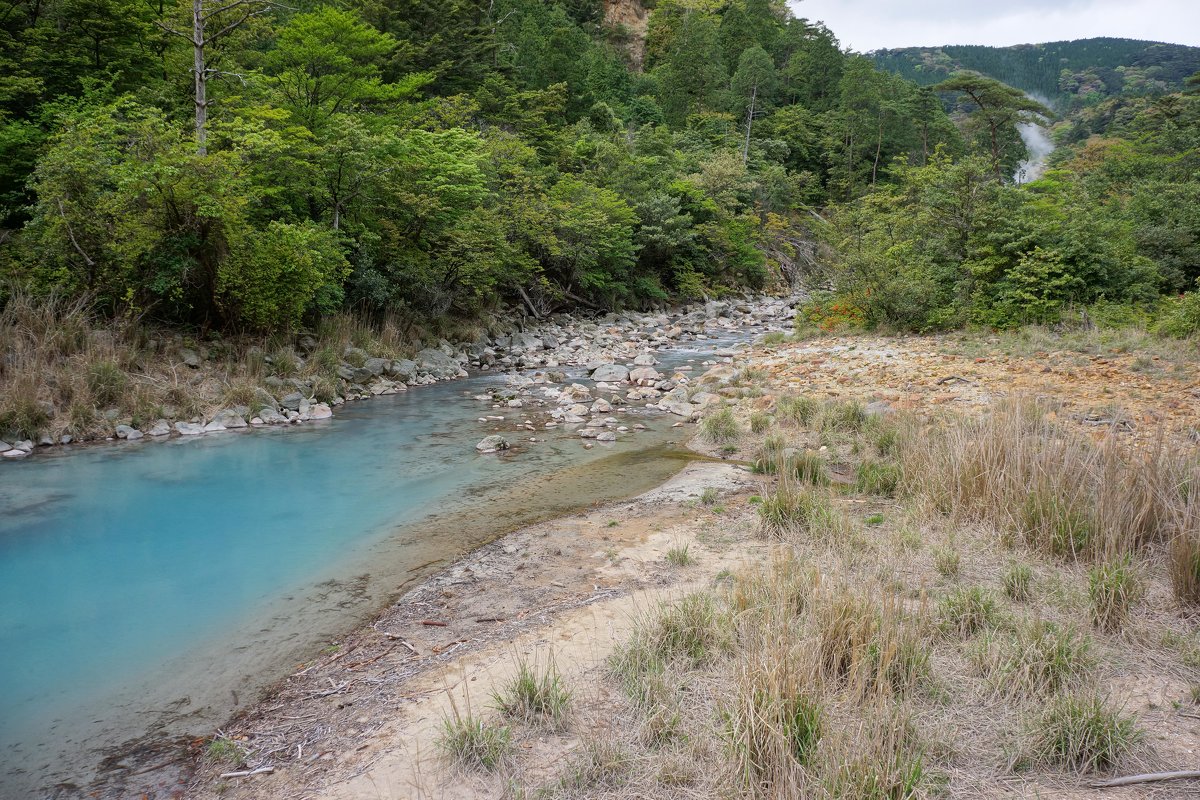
[186, 456, 760, 800]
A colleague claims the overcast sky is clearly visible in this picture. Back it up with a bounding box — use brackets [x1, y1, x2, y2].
[787, 0, 1200, 52]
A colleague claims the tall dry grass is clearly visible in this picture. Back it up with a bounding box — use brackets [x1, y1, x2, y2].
[0, 290, 423, 443]
[900, 401, 1188, 562]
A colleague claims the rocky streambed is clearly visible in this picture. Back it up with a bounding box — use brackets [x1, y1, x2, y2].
[0, 296, 797, 459]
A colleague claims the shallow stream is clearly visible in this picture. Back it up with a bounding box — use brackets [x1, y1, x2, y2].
[0, 332, 754, 795]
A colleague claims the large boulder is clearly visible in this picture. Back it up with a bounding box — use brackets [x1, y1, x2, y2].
[386, 359, 417, 381]
[629, 366, 661, 384]
[509, 332, 545, 352]
[280, 392, 305, 411]
[590, 364, 629, 383]
[416, 348, 464, 380]
[475, 434, 510, 453]
[210, 408, 248, 429]
[115, 425, 143, 440]
[661, 401, 701, 420]
[175, 421, 205, 435]
[309, 403, 333, 420]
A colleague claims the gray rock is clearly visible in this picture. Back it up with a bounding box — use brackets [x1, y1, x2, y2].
[309, 402, 333, 420]
[629, 366, 661, 384]
[258, 408, 287, 424]
[596, 431, 617, 442]
[662, 401, 701, 420]
[865, 400, 894, 417]
[2, 448, 28, 458]
[387, 359, 417, 381]
[175, 421, 205, 436]
[590, 364, 629, 383]
[337, 364, 356, 381]
[211, 409, 248, 429]
[364, 357, 389, 376]
[542, 334, 560, 349]
[253, 388, 279, 412]
[114, 425, 139, 440]
[60, 435, 73, 444]
[147, 420, 172, 437]
[0, 441, 9, 452]
[280, 392, 305, 411]
[475, 434, 510, 453]
[202, 419, 227, 433]
[633, 353, 658, 366]
[509, 332, 545, 352]
[264, 376, 285, 391]
[178, 348, 201, 368]
[14, 440, 33, 453]
[416, 348, 463, 379]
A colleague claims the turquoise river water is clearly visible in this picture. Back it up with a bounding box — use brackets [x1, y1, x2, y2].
[0, 335, 748, 796]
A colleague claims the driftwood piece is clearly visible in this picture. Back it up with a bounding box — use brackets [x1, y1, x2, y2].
[219, 765, 275, 779]
[1090, 769, 1200, 788]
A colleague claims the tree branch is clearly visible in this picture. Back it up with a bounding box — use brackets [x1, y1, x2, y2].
[57, 200, 96, 268]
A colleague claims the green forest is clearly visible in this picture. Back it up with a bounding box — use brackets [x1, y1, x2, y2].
[872, 38, 1200, 109]
[0, 0, 1198, 338]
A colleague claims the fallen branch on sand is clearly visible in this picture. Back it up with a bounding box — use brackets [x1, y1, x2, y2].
[219, 766, 275, 779]
[1090, 769, 1200, 788]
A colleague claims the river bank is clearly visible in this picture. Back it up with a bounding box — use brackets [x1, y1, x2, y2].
[2, 296, 804, 800]
[183, 330, 1200, 800]
[0, 295, 798, 459]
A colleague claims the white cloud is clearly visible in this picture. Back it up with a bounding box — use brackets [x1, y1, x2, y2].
[787, 0, 1200, 51]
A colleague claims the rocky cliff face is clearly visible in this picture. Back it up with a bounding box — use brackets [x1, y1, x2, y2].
[604, 0, 649, 70]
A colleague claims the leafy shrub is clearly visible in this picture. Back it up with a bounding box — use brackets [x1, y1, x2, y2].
[217, 221, 350, 330]
[1155, 289, 1200, 338]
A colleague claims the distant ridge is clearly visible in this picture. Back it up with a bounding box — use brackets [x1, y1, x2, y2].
[871, 37, 1200, 108]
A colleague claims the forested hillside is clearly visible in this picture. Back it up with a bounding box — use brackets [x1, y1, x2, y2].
[0, 1, 1197, 354]
[872, 38, 1200, 109]
[0, 0, 969, 332]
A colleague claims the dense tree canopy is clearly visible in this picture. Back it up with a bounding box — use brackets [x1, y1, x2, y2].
[0, 2, 1196, 336]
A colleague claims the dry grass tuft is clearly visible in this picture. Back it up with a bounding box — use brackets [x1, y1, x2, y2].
[1087, 556, 1142, 633]
[1019, 692, 1141, 774]
[973, 618, 1093, 698]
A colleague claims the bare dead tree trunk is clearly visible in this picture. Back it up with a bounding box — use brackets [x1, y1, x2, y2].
[193, 0, 207, 155]
[742, 80, 757, 166]
[160, 0, 278, 156]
